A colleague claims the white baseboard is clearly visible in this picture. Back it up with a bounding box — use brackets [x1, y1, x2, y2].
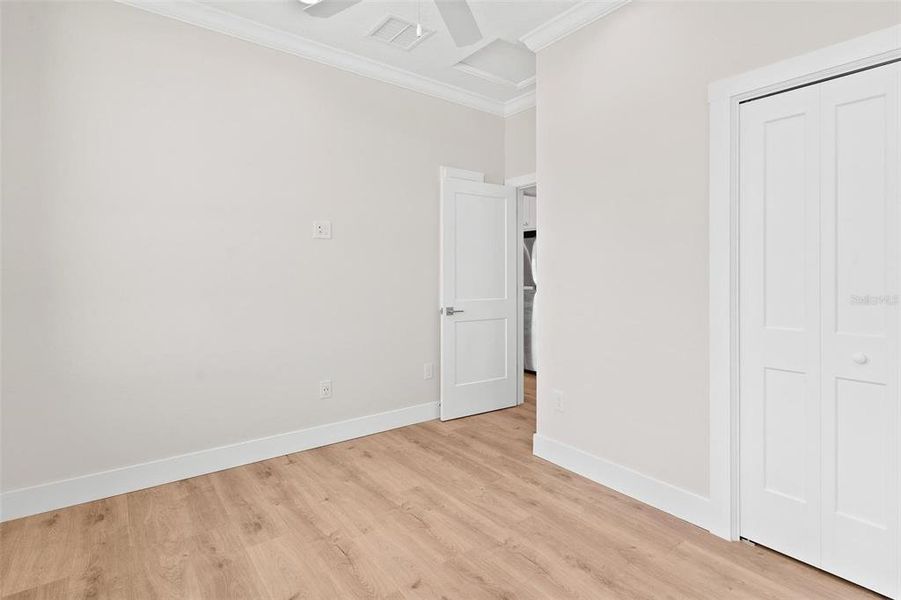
[0, 401, 439, 522]
[532, 433, 713, 531]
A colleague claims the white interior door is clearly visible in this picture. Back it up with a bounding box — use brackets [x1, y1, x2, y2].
[740, 63, 900, 598]
[440, 176, 517, 420]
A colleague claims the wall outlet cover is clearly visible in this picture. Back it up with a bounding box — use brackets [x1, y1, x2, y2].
[553, 390, 564, 412]
[319, 379, 333, 399]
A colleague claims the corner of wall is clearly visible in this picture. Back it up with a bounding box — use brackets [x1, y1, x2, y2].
[504, 107, 537, 181]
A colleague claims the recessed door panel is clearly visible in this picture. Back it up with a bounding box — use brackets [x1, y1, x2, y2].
[455, 193, 508, 301]
[454, 318, 508, 385]
[763, 368, 808, 502]
[834, 94, 888, 337]
[764, 114, 809, 331]
[834, 378, 889, 528]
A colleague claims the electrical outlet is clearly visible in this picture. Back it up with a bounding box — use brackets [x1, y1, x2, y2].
[553, 389, 565, 413]
[312, 220, 332, 239]
[423, 362, 434, 380]
[319, 379, 332, 399]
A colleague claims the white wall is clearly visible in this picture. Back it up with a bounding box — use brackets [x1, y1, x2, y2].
[0, 1, 504, 498]
[536, 1, 901, 499]
[504, 107, 536, 179]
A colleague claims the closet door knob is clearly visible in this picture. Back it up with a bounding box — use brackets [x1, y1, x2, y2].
[852, 352, 869, 365]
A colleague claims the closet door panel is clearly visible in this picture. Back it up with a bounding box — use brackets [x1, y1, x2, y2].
[819, 64, 900, 598]
[739, 85, 822, 566]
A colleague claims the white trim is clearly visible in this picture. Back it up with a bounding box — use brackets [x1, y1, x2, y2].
[116, 1, 537, 117]
[452, 63, 536, 91]
[708, 25, 901, 102]
[519, 0, 630, 53]
[506, 173, 538, 408]
[0, 401, 438, 522]
[533, 434, 712, 530]
[503, 91, 537, 118]
[0, 3, 5, 525]
[708, 24, 901, 542]
[505, 173, 537, 189]
[441, 166, 485, 183]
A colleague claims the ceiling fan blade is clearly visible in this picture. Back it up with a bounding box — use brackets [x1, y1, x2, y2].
[304, 0, 362, 19]
[434, 0, 482, 47]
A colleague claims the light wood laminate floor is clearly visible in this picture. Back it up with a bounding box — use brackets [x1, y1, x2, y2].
[0, 374, 878, 599]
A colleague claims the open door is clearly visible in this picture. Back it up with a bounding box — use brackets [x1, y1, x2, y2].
[440, 174, 517, 420]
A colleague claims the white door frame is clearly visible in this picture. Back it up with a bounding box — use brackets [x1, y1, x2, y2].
[507, 173, 537, 406]
[708, 25, 901, 544]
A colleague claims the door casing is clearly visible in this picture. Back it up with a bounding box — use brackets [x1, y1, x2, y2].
[507, 172, 538, 408]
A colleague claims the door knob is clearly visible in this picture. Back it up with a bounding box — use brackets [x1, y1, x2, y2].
[443, 307, 464, 316]
[852, 352, 869, 365]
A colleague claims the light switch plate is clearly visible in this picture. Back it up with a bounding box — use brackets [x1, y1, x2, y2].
[423, 362, 434, 380]
[312, 220, 332, 239]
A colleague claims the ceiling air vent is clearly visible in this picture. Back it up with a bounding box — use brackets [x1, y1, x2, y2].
[368, 15, 433, 51]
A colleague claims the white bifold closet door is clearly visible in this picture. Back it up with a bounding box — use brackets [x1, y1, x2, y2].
[740, 62, 900, 598]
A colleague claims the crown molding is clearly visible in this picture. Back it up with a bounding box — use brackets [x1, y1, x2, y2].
[520, 0, 630, 53]
[117, 1, 535, 117]
[452, 63, 536, 91]
[503, 90, 536, 118]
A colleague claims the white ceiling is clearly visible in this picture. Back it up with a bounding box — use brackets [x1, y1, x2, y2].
[124, 0, 630, 115]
